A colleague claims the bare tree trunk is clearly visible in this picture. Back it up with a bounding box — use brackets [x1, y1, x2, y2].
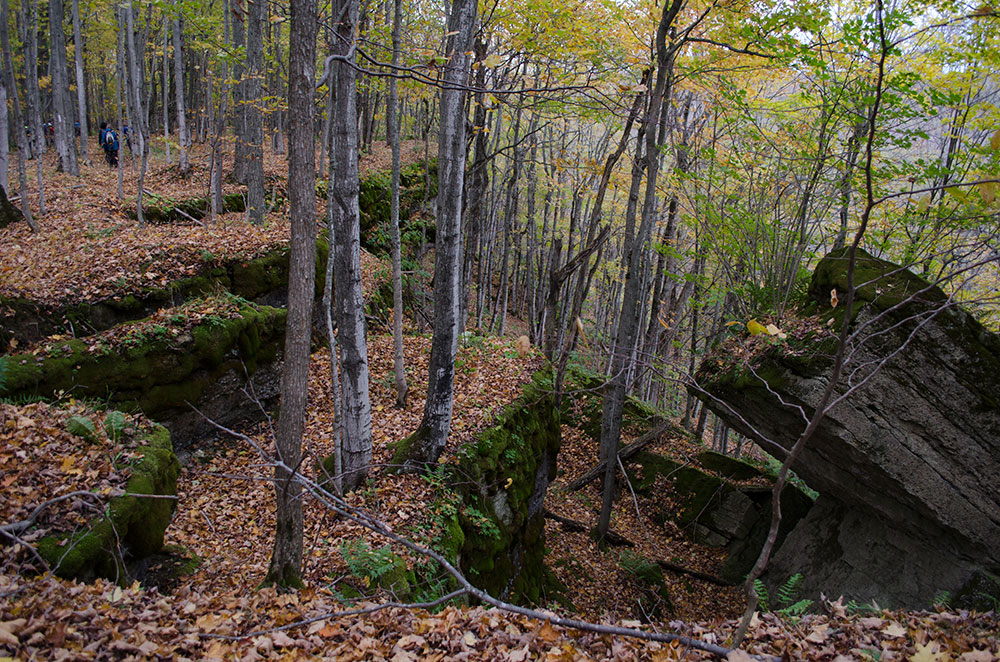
[0, 0, 34, 231]
[50, 0, 79, 175]
[387, 0, 408, 408]
[263, 0, 317, 590]
[0, 66, 7, 190]
[72, 0, 88, 164]
[329, 0, 373, 491]
[123, 0, 147, 225]
[597, 0, 683, 542]
[162, 18, 170, 165]
[116, 24, 125, 199]
[245, 0, 265, 225]
[172, 8, 189, 174]
[231, 5, 248, 184]
[24, 0, 42, 159]
[393, 0, 476, 470]
[209, 0, 229, 224]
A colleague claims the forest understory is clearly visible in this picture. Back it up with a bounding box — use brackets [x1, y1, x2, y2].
[1, 146, 998, 660]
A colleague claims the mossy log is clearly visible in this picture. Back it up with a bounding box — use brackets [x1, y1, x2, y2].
[35, 424, 180, 581]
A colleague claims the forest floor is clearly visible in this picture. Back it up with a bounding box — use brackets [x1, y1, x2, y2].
[1, 145, 998, 660]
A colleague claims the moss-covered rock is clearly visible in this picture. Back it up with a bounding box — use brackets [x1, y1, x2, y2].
[1, 299, 286, 447]
[693, 248, 1000, 608]
[127, 191, 248, 224]
[697, 450, 766, 481]
[561, 366, 664, 441]
[1, 239, 331, 348]
[36, 424, 180, 582]
[357, 160, 437, 258]
[447, 370, 561, 605]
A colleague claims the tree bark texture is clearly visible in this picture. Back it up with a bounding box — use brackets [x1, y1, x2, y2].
[50, 0, 78, 175]
[330, 0, 373, 492]
[245, 0, 265, 225]
[0, 0, 35, 230]
[172, 9, 190, 174]
[72, 0, 88, 164]
[388, 0, 408, 408]
[263, 0, 317, 590]
[396, 0, 477, 469]
[597, 0, 682, 541]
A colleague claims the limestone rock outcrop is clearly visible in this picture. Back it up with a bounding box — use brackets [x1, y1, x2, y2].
[693, 248, 1000, 608]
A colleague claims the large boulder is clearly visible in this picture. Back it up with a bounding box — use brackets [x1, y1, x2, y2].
[693, 248, 1000, 608]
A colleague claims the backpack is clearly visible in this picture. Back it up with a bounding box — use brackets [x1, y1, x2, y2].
[105, 130, 119, 151]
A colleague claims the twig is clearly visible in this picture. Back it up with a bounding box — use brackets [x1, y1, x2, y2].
[0, 491, 106, 539]
[191, 409, 770, 659]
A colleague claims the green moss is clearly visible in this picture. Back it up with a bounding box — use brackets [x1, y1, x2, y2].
[618, 550, 672, 605]
[697, 451, 765, 481]
[447, 370, 561, 604]
[36, 424, 180, 582]
[1, 301, 286, 419]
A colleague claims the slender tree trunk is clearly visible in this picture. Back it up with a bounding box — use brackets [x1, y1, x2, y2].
[462, 35, 489, 332]
[162, 19, 170, 165]
[597, 2, 683, 542]
[172, 9, 189, 174]
[263, 0, 317, 590]
[116, 23, 125, 198]
[329, 0, 373, 491]
[0, 0, 34, 230]
[0, 67, 7, 190]
[123, 0, 147, 225]
[393, 0, 476, 470]
[72, 0, 88, 164]
[24, 0, 42, 159]
[231, 5, 248, 183]
[50, 0, 79, 175]
[388, 0, 408, 407]
[245, 0, 265, 224]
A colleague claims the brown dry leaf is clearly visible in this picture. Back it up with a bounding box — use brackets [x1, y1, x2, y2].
[910, 641, 946, 662]
[958, 650, 996, 662]
[805, 623, 831, 644]
[882, 622, 908, 638]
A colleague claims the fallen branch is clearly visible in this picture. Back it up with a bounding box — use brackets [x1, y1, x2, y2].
[656, 560, 734, 587]
[174, 206, 204, 226]
[566, 420, 675, 492]
[194, 410, 774, 661]
[0, 490, 105, 541]
[542, 509, 633, 547]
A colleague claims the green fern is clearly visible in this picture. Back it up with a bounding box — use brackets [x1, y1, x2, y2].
[0, 393, 49, 406]
[753, 578, 770, 612]
[777, 599, 814, 618]
[776, 572, 804, 606]
[754, 573, 807, 613]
